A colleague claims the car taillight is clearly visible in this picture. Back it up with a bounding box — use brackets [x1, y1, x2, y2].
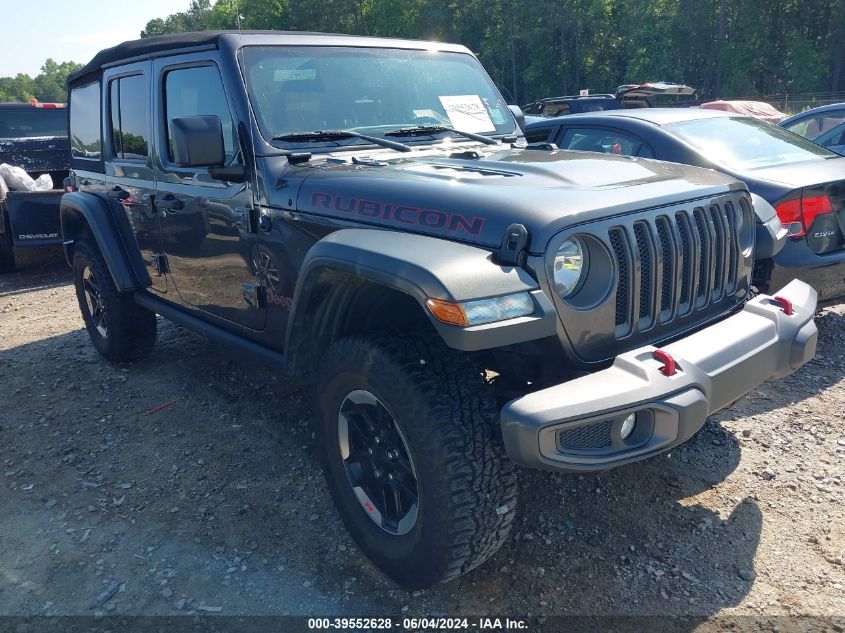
[774, 195, 834, 237]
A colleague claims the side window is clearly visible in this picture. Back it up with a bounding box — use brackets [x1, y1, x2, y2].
[785, 112, 845, 139]
[70, 81, 102, 160]
[109, 74, 149, 160]
[558, 127, 654, 158]
[164, 65, 238, 165]
[542, 102, 570, 117]
[525, 127, 553, 144]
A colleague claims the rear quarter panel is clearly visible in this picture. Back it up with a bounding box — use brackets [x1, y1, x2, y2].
[3, 190, 63, 246]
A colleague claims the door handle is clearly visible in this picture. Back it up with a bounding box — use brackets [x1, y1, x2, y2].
[107, 186, 130, 201]
[156, 194, 184, 211]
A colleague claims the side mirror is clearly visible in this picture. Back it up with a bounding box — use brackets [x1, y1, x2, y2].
[508, 105, 525, 134]
[170, 116, 225, 167]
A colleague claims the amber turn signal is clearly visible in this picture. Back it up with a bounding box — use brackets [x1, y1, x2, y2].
[426, 298, 468, 327]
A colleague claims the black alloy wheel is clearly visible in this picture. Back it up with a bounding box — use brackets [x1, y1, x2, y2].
[337, 389, 419, 535]
[81, 264, 108, 338]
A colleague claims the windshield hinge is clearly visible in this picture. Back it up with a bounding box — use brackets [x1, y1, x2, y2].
[493, 223, 529, 267]
[285, 152, 312, 165]
[449, 150, 481, 160]
[352, 155, 388, 166]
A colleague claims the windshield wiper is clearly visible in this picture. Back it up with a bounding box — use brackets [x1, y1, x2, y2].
[384, 125, 498, 145]
[272, 130, 411, 152]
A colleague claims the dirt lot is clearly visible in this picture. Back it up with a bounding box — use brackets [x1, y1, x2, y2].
[1, 253, 844, 623]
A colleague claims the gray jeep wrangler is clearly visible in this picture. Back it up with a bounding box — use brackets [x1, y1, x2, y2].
[62, 31, 818, 588]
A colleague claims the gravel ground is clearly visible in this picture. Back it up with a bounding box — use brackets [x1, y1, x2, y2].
[1, 253, 844, 622]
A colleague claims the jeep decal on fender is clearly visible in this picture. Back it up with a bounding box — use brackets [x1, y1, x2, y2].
[310, 192, 485, 237]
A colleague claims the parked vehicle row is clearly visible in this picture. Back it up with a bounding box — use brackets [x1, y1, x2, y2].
[521, 81, 695, 118]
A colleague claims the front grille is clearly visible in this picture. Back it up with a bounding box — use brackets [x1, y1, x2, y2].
[611, 198, 746, 336]
[557, 421, 613, 451]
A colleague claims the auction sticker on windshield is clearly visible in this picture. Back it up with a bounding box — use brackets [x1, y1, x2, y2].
[438, 95, 495, 133]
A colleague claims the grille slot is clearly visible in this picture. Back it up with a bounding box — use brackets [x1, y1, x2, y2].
[676, 212, 693, 311]
[693, 208, 710, 303]
[609, 228, 629, 327]
[608, 199, 745, 336]
[655, 217, 673, 314]
[557, 421, 614, 451]
[634, 222, 652, 322]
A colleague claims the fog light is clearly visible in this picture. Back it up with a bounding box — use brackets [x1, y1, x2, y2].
[620, 413, 636, 440]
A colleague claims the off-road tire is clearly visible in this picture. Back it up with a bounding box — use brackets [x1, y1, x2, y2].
[0, 209, 15, 273]
[315, 333, 518, 588]
[73, 240, 157, 362]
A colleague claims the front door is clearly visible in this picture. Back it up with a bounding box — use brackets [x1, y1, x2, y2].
[153, 58, 264, 331]
[103, 63, 166, 291]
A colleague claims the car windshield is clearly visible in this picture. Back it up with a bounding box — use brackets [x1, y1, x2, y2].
[240, 46, 514, 149]
[665, 116, 836, 169]
[0, 108, 67, 139]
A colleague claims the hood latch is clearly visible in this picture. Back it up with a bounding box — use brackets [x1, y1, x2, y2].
[493, 223, 529, 267]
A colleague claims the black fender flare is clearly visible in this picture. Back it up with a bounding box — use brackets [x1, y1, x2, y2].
[60, 191, 151, 292]
[284, 228, 557, 375]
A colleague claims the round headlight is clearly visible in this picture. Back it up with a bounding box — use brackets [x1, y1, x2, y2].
[553, 238, 585, 298]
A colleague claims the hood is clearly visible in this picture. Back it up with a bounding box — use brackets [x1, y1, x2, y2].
[747, 156, 845, 189]
[273, 146, 742, 252]
[0, 136, 70, 173]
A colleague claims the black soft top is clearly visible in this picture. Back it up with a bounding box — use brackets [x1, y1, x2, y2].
[67, 30, 342, 85]
[68, 30, 470, 86]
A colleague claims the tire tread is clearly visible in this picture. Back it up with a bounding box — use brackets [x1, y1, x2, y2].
[318, 332, 517, 586]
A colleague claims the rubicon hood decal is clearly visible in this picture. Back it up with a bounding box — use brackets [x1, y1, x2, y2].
[309, 192, 486, 237]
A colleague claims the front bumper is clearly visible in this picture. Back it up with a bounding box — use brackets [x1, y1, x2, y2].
[500, 280, 818, 472]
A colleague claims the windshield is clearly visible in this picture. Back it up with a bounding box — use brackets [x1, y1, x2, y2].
[241, 46, 514, 149]
[665, 116, 836, 169]
[0, 108, 67, 139]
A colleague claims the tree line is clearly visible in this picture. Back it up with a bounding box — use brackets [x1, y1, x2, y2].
[2, 1, 842, 105]
[140, 0, 845, 104]
[0, 60, 82, 103]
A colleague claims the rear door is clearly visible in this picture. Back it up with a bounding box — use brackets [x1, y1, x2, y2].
[153, 55, 263, 331]
[102, 63, 165, 292]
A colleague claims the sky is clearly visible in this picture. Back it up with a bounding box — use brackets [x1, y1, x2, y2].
[0, 0, 192, 77]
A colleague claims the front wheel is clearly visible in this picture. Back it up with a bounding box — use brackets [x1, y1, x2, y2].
[315, 333, 518, 588]
[73, 240, 157, 362]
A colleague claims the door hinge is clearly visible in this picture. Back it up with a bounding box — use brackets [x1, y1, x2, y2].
[242, 282, 265, 309]
[151, 252, 169, 275]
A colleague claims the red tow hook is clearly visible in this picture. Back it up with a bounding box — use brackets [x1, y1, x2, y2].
[773, 296, 794, 316]
[653, 349, 677, 377]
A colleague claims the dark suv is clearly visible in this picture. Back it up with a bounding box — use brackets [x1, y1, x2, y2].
[62, 31, 817, 588]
